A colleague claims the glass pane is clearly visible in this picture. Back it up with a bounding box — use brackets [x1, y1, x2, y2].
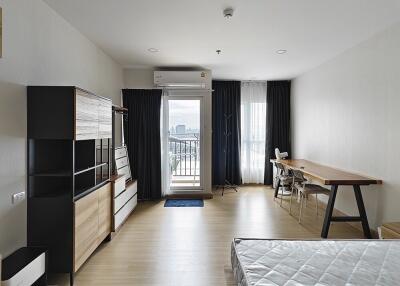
[95, 166, 102, 185]
[168, 99, 201, 188]
[95, 139, 102, 165]
[101, 139, 109, 164]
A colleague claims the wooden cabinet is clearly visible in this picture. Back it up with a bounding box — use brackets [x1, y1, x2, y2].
[98, 98, 112, 139]
[27, 86, 113, 285]
[75, 88, 112, 140]
[27, 86, 112, 141]
[98, 183, 112, 240]
[74, 183, 111, 272]
[74, 190, 99, 272]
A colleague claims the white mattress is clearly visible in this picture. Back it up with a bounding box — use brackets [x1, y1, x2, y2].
[231, 238, 400, 286]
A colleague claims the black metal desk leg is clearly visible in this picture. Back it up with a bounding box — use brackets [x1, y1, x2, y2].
[321, 185, 338, 238]
[353, 185, 372, 239]
[274, 178, 280, 198]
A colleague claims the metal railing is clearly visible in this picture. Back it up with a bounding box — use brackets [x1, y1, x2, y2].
[169, 133, 200, 177]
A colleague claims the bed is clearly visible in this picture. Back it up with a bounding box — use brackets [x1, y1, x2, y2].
[231, 238, 400, 286]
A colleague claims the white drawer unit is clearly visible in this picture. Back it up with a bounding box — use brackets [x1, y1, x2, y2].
[113, 174, 126, 197]
[114, 182, 137, 214]
[115, 156, 128, 169]
[114, 194, 137, 230]
[115, 147, 127, 160]
[114, 146, 131, 181]
[110, 174, 137, 231]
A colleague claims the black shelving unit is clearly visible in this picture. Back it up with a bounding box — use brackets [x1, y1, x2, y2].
[27, 86, 112, 285]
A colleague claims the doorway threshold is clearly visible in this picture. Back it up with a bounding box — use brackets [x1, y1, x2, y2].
[166, 192, 213, 200]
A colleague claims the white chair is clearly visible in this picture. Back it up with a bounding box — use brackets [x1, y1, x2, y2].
[290, 169, 330, 223]
[275, 148, 288, 160]
[275, 162, 304, 207]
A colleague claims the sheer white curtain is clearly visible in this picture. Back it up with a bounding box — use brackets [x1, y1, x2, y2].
[240, 81, 267, 184]
[161, 90, 171, 196]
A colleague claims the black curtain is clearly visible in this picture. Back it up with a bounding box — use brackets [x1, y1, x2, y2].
[264, 81, 291, 185]
[122, 89, 162, 200]
[212, 81, 241, 185]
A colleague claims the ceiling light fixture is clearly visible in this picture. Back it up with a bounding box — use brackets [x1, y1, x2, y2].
[148, 48, 159, 53]
[276, 49, 287, 54]
[223, 8, 234, 18]
[216, 49, 222, 55]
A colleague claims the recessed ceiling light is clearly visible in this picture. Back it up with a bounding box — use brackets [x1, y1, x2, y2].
[276, 49, 287, 54]
[148, 48, 159, 53]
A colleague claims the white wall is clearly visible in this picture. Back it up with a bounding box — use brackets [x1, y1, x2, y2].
[124, 68, 213, 194]
[0, 0, 123, 256]
[292, 22, 400, 229]
[124, 69, 154, 89]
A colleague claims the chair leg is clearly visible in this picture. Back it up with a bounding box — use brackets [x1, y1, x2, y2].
[289, 186, 294, 214]
[280, 186, 284, 207]
[299, 194, 303, 224]
[315, 194, 319, 216]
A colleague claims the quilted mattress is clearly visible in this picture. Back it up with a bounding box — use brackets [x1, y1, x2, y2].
[231, 238, 400, 286]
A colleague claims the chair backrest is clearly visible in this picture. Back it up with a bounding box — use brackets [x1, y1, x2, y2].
[275, 162, 285, 171]
[292, 169, 306, 182]
[275, 148, 289, 160]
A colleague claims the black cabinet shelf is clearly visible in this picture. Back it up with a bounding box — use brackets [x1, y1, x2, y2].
[74, 163, 107, 176]
[30, 171, 72, 177]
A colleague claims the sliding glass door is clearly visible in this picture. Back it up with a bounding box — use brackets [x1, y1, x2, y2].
[163, 96, 203, 192]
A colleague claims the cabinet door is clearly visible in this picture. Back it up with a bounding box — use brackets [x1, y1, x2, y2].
[98, 98, 112, 138]
[74, 190, 99, 272]
[98, 183, 112, 241]
[75, 89, 99, 140]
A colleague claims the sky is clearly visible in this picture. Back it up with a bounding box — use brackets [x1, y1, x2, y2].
[168, 99, 200, 130]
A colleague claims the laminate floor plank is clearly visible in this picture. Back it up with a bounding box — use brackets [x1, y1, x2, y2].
[51, 186, 362, 286]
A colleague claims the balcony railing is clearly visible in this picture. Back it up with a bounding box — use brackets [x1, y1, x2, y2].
[169, 133, 200, 178]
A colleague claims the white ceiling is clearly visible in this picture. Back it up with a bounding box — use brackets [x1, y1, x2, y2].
[44, 0, 400, 80]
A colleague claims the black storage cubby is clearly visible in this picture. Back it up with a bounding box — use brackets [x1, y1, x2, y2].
[75, 140, 95, 173]
[28, 139, 72, 177]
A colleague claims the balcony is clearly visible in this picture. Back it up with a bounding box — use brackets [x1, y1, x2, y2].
[169, 133, 200, 187]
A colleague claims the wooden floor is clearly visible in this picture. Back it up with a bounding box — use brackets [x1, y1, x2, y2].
[51, 186, 363, 286]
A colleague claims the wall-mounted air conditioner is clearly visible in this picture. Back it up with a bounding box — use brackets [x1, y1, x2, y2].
[154, 71, 211, 89]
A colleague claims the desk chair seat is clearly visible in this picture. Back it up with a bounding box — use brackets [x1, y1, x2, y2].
[289, 170, 330, 223]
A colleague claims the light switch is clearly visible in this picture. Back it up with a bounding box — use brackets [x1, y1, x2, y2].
[12, 191, 26, 204]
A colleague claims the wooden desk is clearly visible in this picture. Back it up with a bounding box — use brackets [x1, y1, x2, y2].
[270, 159, 382, 239]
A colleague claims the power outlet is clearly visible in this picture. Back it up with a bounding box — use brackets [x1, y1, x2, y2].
[12, 191, 26, 204]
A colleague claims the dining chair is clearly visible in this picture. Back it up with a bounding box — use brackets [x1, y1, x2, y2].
[274, 162, 304, 206]
[290, 169, 330, 223]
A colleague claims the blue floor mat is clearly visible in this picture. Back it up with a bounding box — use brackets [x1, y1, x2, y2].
[164, 199, 204, 207]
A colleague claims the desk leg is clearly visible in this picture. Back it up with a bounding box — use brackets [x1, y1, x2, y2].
[353, 185, 372, 239]
[274, 178, 280, 198]
[321, 185, 338, 238]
